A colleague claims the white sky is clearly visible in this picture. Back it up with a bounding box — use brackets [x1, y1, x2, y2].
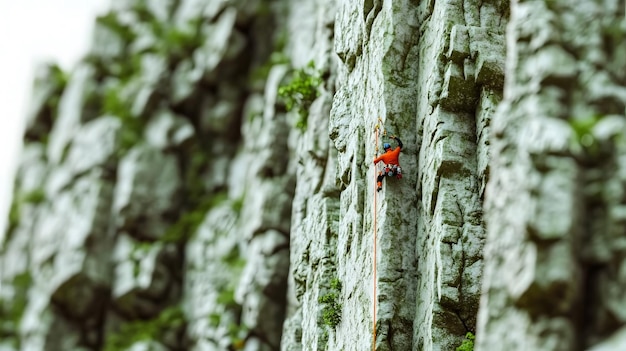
[0, 1, 109, 235]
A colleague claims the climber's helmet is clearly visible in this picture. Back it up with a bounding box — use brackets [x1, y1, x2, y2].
[383, 143, 391, 151]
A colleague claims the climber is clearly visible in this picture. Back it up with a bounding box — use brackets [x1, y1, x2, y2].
[373, 135, 403, 192]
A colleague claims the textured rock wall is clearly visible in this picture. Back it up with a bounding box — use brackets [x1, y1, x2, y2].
[284, 0, 507, 350]
[283, 0, 423, 347]
[279, 0, 339, 349]
[478, 1, 626, 350]
[413, 0, 507, 350]
[330, 0, 421, 349]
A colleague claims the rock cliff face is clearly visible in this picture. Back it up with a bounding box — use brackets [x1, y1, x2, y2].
[478, 1, 626, 351]
[1, 0, 625, 351]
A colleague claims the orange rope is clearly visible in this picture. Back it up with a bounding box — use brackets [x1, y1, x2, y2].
[372, 122, 379, 351]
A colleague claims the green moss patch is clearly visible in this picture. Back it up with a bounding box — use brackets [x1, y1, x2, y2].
[456, 332, 475, 351]
[0, 272, 32, 339]
[103, 305, 186, 351]
[318, 277, 342, 329]
[278, 61, 322, 131]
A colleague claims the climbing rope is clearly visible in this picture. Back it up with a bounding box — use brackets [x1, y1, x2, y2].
[372, 117, 382, 351]
[372, 117, 399, 350]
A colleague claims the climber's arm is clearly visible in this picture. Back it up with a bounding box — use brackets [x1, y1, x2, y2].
[373, 155, 382, 164]
[392, 136, 403, 149]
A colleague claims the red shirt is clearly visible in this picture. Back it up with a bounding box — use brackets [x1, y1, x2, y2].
[374, 147, 401, 166]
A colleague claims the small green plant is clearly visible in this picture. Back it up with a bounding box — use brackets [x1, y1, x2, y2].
[96, 12, 136, 43]
[4, 188, 46, 246]
[43, 64, 68, 128]
[102, 83, 131, 119]
[8, 273, 31, 322]
[8, 197, 20, 232]
[49, 63, 69, 87]
[0, 272, 32, 346]
[278, 61, 322, 131]
[570, 115, 601, 148]
[217, 287, 237, 308]
[161, 192, 228, 244]
[208, 312, 221, 327]
[22, 188, 46, 205]
[569, 115, 609, 160]
[222, 246, 246, 269]
[318, 277, 342, 329]
[161, 204, 206, 244]
[100, 81, 144, 155]
[103, 305, 186, 351]
[456, 332, 475, 351]
[217, 248, 246, 310]
[211, 277, 248, 349]
[231, 195, 244, 213]
[227, 322, 248, 349]
[147, 19, 203, 65]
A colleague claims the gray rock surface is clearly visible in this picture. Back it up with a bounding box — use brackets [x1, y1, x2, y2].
[184, 204, 244, 351]
[477, 1, 626, 350]
[66, 117, 122, 176]
[47, 64, 98, 165]
[410, 3, 505, 351]
[23, 63, 67, 143]
[113, 144, 181, 240]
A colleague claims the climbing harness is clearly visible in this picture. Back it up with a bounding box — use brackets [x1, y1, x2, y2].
[382, 164, 403, 179]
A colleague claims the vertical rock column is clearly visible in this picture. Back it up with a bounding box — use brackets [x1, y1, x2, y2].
[183, 1, 296, 351]
[330, 0, 420, 350]
[1, 63, 122, 351]
[413, 0, 507, 350]
[228, 60, 296, 351]
[0, 63, 65, 350]
[280, 0, 340, 350]
[478, 1, 626, 350]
